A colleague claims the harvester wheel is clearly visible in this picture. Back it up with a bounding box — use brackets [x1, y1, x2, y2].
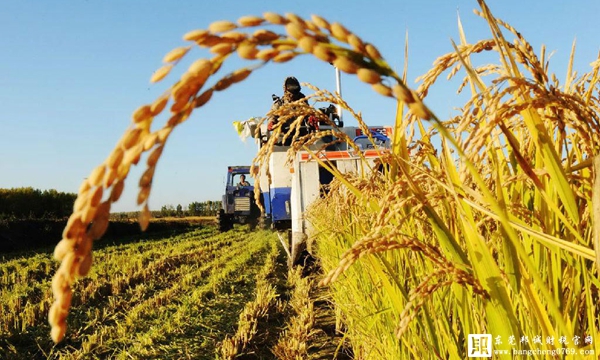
[258, 217, 271, 230]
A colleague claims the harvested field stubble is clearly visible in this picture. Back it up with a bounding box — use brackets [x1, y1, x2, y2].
[2, 227, 279, 359]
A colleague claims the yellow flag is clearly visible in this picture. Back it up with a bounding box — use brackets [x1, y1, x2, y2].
[232, 121, 244, 135]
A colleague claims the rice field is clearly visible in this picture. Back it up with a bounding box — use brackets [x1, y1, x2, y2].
[10, 0, 597, 358]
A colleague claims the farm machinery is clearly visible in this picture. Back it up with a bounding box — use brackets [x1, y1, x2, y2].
[216, 166, 262, 232]
[243, 92, 392, 267]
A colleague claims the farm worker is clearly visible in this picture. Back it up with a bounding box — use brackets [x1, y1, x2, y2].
[238, 175, 251, 187]
[267, 76, 308, 131]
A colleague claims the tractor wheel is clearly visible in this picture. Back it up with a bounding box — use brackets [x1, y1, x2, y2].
[248, 218, 258, 231]
[217, 210, 230, 232]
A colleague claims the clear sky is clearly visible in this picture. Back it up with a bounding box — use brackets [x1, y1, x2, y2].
[1, 1, 598, 212]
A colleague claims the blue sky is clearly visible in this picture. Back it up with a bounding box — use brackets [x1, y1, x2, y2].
[1, 1, 598, 212]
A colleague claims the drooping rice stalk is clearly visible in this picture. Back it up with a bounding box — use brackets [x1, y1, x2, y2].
[48, 8, 431, 343]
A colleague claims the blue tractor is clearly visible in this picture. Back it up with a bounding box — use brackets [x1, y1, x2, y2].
[217, 166, 262, 232]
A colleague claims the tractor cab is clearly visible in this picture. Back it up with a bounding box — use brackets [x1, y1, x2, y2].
[217, 166, 261, 231]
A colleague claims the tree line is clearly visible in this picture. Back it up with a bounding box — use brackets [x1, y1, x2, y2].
[159, 201, 221, 217]
[0, 187, 220, 221]
[108, 201, 222, 220]
[0, 187, 76, 219]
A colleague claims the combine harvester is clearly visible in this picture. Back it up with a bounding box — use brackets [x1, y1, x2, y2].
[244, 74, 392, 267]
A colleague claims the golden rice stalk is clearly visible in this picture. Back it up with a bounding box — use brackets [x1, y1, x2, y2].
[78, 179, 91, 195]
[273, 51, 297, 63]
[106, 148, 124, 170]
[372, 83, 393, 97]
[333, 57, 359, 74]
[285, 22, 306, 40]
[237, 42, 259, 60]
[150, 64, 173, 83]
[53, 240, 72, 261]
[392, 84, 416, 104]
[194, 88, 214, 107]
[139, 166, 155, 188]
[256, 48, 279, 61]
[188, 58, 213, 80]
[304, 20, 320, 33]
[163, 46, 191, 63]
[87, 165, 106, 187]
[139, 204, 151, 231]
[137, 185, 150, 205]
[330, 22, 350, 43]
[231, 68, 253, 84]
[312, 44, 336, 62]
[214, 75, 235, 91]
[221, 31, 247, 42]
[72, 198, 86, 214]
[408, 101, 431, 120]
[116, 162, 130, 181]
[132, 104, 152, 123]
[274, 43, 296, 51]
[210, 43, 235, 56]
[311, 14, 330, 30]
[110, 181, 125, 202]
[365, 43, 382, 60]
[77, 253, 93, 277]
[121, 128, 143, 150]
[252, 29, 280, 43]
[170, 96, 192, 115]
[356, 68, 381, 84]
[167, 109, 190, 127]
[62, 215, 84, 240]
[263, 12, 288, 25]
[103, 168, 117, 188]
[50, 318, 67, 343]
[89, 188, 103, 210]
[183, 29, 208, 41]
[150, 95, 169, 116]
[81, 206, 97, 226]
[347, 33, 365, 52]
[147, 145, 163, 167]
[88, 214, 108, 240]
[156, 126, 172, 143]
[237, 15, 264, 27]
[196, 34, 222, 47]
[297, 36, 317, 53]
[285, 13, 306, 26]
[208, 20, 237, 33]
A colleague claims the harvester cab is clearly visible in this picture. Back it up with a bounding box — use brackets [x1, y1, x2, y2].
[216, 166, 261, 232]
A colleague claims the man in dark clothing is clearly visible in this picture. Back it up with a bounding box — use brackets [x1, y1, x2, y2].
[267, 76, 308, 131]
[237, 174, 251, 187]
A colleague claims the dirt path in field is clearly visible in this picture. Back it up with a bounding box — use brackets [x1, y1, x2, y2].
[223, 241, 353, 360]
[306, 281, 353, 360]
